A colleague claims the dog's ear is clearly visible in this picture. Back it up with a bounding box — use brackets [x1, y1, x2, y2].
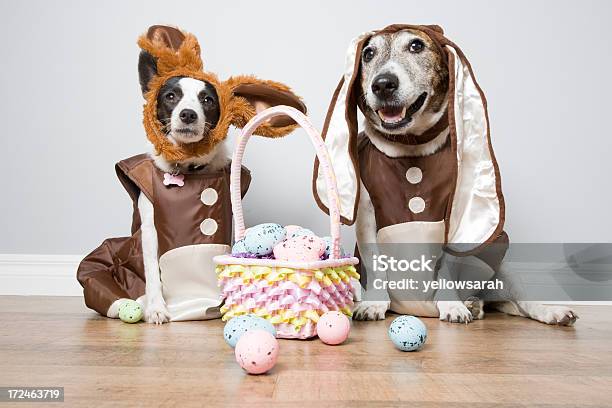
[138, 25, 187, 95]
[225, 76, 306, 136]
[313, 31, 374, 226]
[138, 51, 158, 95]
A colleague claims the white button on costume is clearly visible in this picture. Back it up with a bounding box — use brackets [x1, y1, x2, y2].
[200, 188, 218, 206]
[200, 218, 218, 236]
[405, 167, 423, 184]
[408, 197, 426, 214]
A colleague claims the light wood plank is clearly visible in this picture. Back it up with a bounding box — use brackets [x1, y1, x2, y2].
[0, 296, 610, 407]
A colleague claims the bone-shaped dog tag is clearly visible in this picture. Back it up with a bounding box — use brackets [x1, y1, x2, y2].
[163, 173, 185, 187]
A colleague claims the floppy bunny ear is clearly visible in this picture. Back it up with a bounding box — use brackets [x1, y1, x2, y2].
[313, 31, 374, 225]
[226, 76, 306, 136]
[146, 25, 185, 51]
[444, 44, 504, 251]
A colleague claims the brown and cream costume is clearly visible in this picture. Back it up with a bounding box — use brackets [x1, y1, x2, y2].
[313, 24, 508, 315]
[77, 25, 305, 320]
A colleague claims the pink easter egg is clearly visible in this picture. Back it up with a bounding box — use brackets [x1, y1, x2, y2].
[316, 311, 351, 345]
[273, 235, 326, 262]
[284, 225, 303, 237]
[235, 330, 279, 375]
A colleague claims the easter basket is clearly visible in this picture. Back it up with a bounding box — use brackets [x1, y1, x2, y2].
[214, 106, 359, 339]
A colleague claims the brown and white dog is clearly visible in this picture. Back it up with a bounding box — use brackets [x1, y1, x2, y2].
[313, 25, 577, 325]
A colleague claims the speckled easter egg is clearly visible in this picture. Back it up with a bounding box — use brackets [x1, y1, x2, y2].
[231, 239, 248, 256]
[388, 315, 428, 351]
[235, 330, 279, 374]
[118, 300, 143, 323]
[273, 235, 326, 262]
[316, 311, 351, 345]
[288, 227, 316, 239]
[243, 223, 286, 256]
[223, 315, 276, 348]
[322, 236, 346, 258]
[247, 315, 277, 337]
[284, 225, 304, 238]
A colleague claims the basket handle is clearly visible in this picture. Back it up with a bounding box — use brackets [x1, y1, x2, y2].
[231, 105, 342, 259]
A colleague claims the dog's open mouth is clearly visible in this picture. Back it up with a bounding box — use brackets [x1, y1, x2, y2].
[376, 92, 427, 129]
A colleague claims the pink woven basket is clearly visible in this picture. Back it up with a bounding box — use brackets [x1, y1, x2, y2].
[214, 105, 359, 339]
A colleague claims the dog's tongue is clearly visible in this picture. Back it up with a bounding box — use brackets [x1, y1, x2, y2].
[377, 106, 406, 123]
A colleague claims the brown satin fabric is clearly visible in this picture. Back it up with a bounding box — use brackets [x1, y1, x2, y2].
[153, 165, 233, 254]
[77, 154, 250, 315]
[358, 134, 455, 230]
[77, 234, 147, 312]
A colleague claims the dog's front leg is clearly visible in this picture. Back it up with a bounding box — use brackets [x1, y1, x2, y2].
[138, 193, 170, 324]
[353, 182, 390, 321]
[491, 264, 578, 326]
[434, 254, 474, 323]
[492, 301, 578, 326]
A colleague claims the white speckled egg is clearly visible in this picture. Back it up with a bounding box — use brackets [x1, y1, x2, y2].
[231, 239, 248, 255]
[242, 223, 286, 256]
[388, 315, 428, 351]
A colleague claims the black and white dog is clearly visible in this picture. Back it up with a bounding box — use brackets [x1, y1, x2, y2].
[93, 25, 305, 324]
[133, 76, 228, 324]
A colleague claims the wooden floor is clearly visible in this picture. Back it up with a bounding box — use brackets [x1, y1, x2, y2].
[0, 297, 611, 407]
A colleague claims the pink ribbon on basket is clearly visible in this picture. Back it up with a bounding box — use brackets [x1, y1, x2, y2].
[307, 279, 322, 295]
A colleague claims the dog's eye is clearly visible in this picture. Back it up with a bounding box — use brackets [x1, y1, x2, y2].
[201, 95, 215, 106]
[408, 39, 425, 53]
[363, 47, 376, 63]
[165, 92, 176, 101]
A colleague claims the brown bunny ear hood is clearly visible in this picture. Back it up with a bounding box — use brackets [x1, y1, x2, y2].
[312, 24, 505, 251]
[138, 26, 306, 163]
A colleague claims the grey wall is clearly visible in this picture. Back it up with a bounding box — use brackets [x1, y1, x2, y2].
[0, 0, 610, 254]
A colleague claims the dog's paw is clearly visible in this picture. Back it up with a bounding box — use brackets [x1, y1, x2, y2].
[352, 301, 390, 321]
[144, 294, 170, 325]
[532, 305, 578, 326]
[437, 301, 473, 324]
[464, 296, 485, 320]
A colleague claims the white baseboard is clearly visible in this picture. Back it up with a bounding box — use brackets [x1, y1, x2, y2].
[0, 254, 83, 296]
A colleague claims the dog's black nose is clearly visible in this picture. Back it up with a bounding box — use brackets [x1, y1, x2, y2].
[179, 109, 198, 124]
[372, 73, 399, 99]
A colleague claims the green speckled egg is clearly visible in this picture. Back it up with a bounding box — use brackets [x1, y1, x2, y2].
[119, 300, 143, 323]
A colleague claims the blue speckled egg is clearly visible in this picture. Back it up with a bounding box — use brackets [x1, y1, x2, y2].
[388, 315, 428, 351]
[223, 314, 277, 348]
[322, 236, 346, 258]
[231, 239, 248, 255]
[288, 228, 315, 239]
[243, 223, 286, 256]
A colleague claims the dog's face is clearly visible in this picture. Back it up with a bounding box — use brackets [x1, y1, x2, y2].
[156, 76, 220, 144]
[359, 29, 448, 135]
